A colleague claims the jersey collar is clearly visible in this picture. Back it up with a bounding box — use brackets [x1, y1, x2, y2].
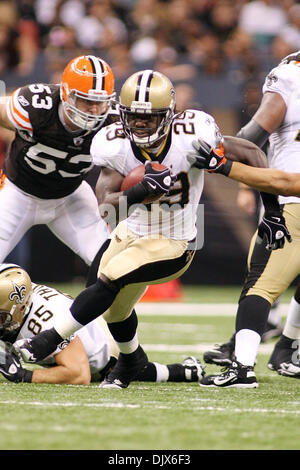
[130, 127, 173, 165]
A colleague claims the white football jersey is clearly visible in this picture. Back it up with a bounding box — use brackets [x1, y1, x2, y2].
[16, 283, 111, 375]
[91, 109, 222, 240]
[262, 61, 300, 205]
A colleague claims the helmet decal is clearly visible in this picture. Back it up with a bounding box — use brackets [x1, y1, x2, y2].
[135, 70, 154, 103]
[9, 283, 27, 304]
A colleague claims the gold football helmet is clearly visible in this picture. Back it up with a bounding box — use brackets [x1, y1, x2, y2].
[119, 70, 176, 147]
[0, 264, 32, 340]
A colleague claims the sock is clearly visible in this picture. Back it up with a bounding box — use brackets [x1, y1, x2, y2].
[135, 362, 169, 382]
[134, 362, 194, 382]
[283, 297, 300, 340]
[116, 333, 139, 354]
[55, 278, 118, 338]
[275, 334, 296, 348]
[167, 363, 187, 382]
[235, 329, 261, 366]
[54, 307, 83, 339]
[108, 310, 139, 354]
[236, 295, 270, 335]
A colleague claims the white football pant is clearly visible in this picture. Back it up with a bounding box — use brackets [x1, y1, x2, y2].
[0, 178, 109, 265]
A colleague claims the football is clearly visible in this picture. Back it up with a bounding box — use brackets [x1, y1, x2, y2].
[121, 162, 168, 203]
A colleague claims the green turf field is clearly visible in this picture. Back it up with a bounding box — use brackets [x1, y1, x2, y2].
[0, 284, 299, 451]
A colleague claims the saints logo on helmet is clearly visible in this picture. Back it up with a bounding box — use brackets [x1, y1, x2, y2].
[60, 55, 115, 132]
[119, 70, 176, 147]
[0, 264, 32, 341]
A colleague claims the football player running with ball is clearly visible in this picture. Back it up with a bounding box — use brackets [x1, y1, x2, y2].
[0, 264, 205, 385]
[0, 55, 115, 268]
[14, 70, 284, 389]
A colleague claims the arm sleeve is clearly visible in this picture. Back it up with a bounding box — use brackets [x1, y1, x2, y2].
[6, 87, 33, 132]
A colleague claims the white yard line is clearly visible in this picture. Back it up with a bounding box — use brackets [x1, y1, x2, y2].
[142, 343, 275, 354]
[136, 303, 289, 316]
[0, 400, 298, 416]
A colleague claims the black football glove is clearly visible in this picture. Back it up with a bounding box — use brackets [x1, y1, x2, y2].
[0, 340, 33, 383]
[142, 161, 176, 196]
[187, 139, 233, 175]
[257, 212, 292, 250]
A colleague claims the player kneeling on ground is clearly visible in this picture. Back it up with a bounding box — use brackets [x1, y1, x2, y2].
[0, 264, 205, 385]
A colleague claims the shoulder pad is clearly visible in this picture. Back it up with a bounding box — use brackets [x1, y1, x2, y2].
[7, 87, 33, 132]
[7, 84, 57, 132]
[91, 123, 128, 168]
[263, 63, 297, 103]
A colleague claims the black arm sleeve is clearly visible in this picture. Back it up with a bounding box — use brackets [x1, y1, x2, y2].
[237, 120, 280, 213]
[260, 191, 281, 213]
[123, 181, 149, 205]
[236, 120, 270, 148]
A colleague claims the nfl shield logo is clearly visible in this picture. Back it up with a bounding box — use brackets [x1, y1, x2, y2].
[73, 136, 84, 146]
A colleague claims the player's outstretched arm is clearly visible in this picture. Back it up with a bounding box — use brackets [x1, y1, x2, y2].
[222, 135, 268, 168]
[227, 162, 300, 197]
[187, 137, 267, 173]
[188, 138, 300, 197]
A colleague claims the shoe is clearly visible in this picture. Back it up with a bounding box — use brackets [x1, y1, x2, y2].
[203, 335, 235, 366]
[182, 356, 205, 381]
[199, 361, 258, 388]
[268, 338, 300, 377]
[100, 345, 148, 389]
[261, 321, 283, 343]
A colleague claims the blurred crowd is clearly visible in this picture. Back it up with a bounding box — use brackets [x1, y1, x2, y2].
[0, 0, 299, 116]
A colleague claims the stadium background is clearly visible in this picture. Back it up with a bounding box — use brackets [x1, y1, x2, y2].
[1, 0, 298, 285]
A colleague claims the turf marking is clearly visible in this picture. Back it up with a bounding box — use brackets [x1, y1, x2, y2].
[136, 303, 289, 317]
[143, 343, 275, 354]
[0, 400, 298, 416]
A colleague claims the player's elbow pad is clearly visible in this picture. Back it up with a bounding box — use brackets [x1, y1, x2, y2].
[237, 120, 270, 148]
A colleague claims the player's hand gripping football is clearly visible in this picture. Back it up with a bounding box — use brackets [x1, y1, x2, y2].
[0, 340, 32, 383]
[187, 139, 233, 175]
[257, 212, 292, 250]
[142, 161, 176, 196]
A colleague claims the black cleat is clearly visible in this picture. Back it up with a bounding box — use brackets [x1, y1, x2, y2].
[268, 337, 300, 377]
[14, 327, 63, 363]
[203, 334, 235, 366]
[182, 356, 205, 381]
[200, 360, 258, 388]
[100, 345, 149, 389]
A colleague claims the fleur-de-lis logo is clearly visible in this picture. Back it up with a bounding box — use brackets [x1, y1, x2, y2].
[9, 283, 26, 304]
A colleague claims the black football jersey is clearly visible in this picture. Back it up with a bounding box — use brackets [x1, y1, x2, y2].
[5, 84, 107, 199]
